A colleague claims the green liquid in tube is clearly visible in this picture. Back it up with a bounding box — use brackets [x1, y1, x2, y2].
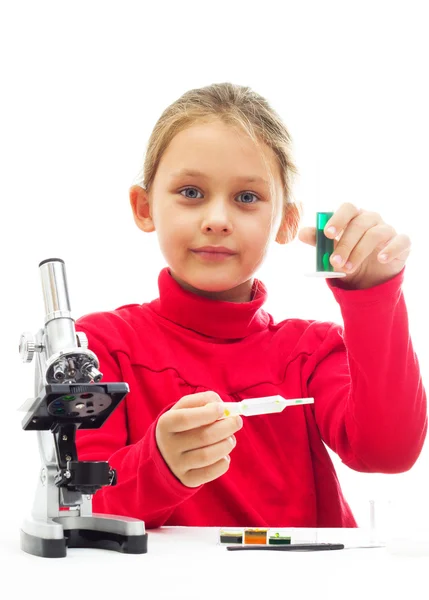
[316, 212, 334, 272]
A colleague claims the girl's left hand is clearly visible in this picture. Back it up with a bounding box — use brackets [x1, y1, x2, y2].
[298, 203, 412, 290]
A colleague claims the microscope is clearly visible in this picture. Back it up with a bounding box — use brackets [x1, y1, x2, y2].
[19, 258, 148, 558]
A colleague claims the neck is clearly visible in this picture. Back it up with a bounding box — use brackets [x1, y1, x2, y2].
[148, 267, 270, 339]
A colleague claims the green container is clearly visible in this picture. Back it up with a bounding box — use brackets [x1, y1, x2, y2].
[268, 536, 291, 545]
[316, 212, 334, 272]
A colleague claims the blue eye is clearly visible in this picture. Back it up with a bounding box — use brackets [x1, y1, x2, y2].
[180, 187, 203, 200]
[237, 192, 259, 204]
[179, 187, 260, 204]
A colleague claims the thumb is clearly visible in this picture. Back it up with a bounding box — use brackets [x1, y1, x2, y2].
[298, 226, 317, 247]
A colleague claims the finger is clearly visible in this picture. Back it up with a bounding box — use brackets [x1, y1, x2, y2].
[173, 391, 222, 410]
[344, 223, 396, 273]
[297, 226, 316, 246]
[167, 401, 226, 433]
[176, 415, 243, 451]
[182, 456, 231, 488]
[377, 234, 412, 264]
[329, 212, 384, 270]
[323, 203, 364, 240]
[182, 435, 236, 470]
[336, 223, 396, 272]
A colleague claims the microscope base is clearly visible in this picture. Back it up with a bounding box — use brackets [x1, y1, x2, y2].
[21, 513, 148, 558]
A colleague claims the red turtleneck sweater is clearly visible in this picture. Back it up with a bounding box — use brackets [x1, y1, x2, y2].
[75, 267, 427, 528]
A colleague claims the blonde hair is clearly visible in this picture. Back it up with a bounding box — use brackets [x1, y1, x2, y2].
[137, 82, 303, 243]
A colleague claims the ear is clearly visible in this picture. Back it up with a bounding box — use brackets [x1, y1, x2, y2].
[275, 203, 300, 245]
[129, 185, 155, 232]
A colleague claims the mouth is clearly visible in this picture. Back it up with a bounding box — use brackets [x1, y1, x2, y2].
[190, 248, 237, 261]
[191, 246, 237, 256]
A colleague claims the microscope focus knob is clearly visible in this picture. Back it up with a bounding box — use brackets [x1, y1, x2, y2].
[76, 331, 89, 349]
[19, 332, 36, 363]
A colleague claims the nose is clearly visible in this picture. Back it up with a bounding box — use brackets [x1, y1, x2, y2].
[200, 197, 233, 234]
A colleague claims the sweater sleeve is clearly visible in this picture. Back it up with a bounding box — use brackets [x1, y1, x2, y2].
[74, 317, 200, 528]
[305, 267, 427, 473]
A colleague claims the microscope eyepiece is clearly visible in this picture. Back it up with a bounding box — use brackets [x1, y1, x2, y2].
[38, 258, 65, 267]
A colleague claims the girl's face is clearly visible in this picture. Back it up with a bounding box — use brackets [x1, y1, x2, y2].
[132, 119, 284, 302]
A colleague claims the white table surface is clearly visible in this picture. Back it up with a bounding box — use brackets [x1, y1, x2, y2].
[1, 524, 428, 599]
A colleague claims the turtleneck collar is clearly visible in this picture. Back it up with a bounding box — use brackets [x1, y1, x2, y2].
[147, 267, 270, 340]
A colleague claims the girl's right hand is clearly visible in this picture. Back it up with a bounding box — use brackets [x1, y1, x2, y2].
[155, 391, 243, 488]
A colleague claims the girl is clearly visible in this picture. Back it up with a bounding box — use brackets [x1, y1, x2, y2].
[76, 82, 427, 528]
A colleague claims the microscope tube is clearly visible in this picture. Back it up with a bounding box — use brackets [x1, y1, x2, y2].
[39, 258, 77, 357]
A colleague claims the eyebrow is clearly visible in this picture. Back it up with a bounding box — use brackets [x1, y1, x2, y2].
[169, 169, 270, 186]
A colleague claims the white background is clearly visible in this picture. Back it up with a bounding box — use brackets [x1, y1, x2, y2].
[1, 0, 428, 538]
